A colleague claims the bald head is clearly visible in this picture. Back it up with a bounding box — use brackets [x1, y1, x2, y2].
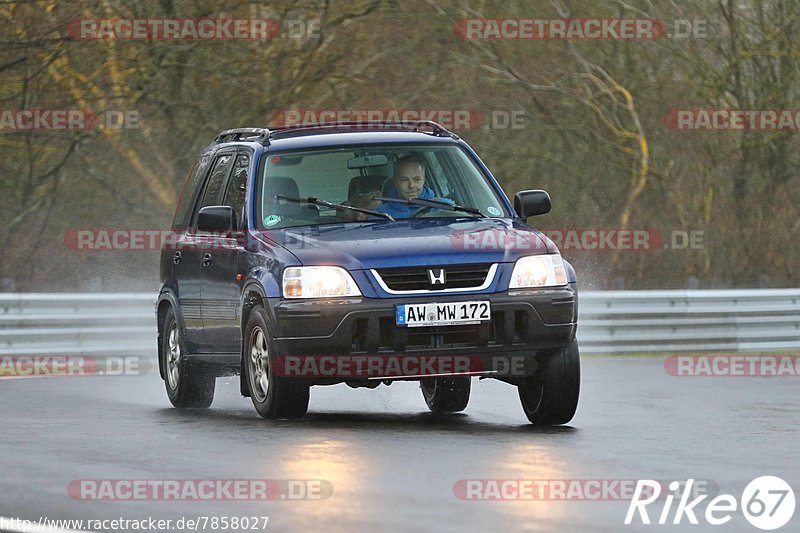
[393, 156, 426, 199]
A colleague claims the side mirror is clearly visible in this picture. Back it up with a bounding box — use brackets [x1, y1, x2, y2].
[197, 205, 236, 233]
[514, 190, 551, 218]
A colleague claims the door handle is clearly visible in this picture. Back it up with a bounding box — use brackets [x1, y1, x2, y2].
[173, 251, 182, 264]
[202, 252, 212, 267]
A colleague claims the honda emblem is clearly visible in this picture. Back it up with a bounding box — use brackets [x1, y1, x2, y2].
[428, 268, 446, 286]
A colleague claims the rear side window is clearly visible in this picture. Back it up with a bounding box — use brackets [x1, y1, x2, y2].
[171, 157, 209, 230]
[191, 154, 233, 227]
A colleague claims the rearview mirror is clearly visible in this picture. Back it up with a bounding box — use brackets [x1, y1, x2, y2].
[347, 154, 389, 169]
[197, 206, 236, 233]
[514, 190, 551, 218]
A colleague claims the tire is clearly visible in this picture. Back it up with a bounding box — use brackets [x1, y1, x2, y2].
[518, 339, 580, 425]
[161, 308, 215, 408]
[420, 377, 471, 413]
[243, 305, 309, 419]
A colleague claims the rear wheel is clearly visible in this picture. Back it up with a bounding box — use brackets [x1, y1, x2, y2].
[420, 377, 471, 413]
[161, 308, 215, 408]
[518, 339, 580, 425]
[244, 306, 309, 419]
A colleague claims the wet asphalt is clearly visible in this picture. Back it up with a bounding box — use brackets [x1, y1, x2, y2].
[1, 356, 798, 532]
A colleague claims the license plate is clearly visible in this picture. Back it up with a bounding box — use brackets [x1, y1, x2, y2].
[396, 301, 491, 327]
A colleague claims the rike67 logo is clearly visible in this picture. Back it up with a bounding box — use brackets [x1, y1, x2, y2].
[626, 477, 795, 530]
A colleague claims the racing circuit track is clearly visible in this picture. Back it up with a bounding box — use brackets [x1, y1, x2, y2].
[1, 356, 798, 532]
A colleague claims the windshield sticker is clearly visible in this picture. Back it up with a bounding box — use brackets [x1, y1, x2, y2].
[264, 214, 282, 226]
[487, 206, 502, 216]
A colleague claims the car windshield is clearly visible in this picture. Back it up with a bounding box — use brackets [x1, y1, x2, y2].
[256, 144, 508, 229]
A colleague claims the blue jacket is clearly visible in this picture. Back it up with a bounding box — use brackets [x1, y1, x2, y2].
[375, 185, 436, 219]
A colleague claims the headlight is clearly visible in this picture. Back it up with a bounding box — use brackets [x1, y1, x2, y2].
[509, 254, 568, 288]
[282, 266, 362, 298]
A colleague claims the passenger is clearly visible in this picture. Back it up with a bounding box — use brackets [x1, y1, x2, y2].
[342, 189, 382, 221]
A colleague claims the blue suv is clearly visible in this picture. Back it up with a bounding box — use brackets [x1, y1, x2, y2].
[157, 121, 579, 424]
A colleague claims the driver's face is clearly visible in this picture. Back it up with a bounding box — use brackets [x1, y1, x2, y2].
[393, 162, 426, 200]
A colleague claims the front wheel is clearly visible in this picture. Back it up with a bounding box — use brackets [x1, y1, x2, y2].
[518, 339, 580, 425]
[243, 306, 309, 419]
[161, 308, 215, 408]
[420, 377, 471, 413]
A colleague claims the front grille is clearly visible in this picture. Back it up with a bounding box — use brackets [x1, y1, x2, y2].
[374, 263, 493, 292]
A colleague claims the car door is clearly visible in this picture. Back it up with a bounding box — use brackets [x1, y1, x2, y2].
[185, 151, 235, 352]
[199, 151, 251, 354]
[169, 156, 212, 352]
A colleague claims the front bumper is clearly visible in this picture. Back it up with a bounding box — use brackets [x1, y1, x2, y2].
[268, 284, 577, 359]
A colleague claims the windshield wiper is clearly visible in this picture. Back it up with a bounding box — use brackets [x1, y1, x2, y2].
[275, 195, 396, 221]
[375, 197, 486, 217]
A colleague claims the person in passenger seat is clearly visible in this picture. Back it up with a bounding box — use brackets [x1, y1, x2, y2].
[341, 189, 382, 221]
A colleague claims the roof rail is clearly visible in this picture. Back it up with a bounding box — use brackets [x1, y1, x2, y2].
[213, 128, 270, 144]
[265, 120, 457, 139]
[209, 121, 457, 150]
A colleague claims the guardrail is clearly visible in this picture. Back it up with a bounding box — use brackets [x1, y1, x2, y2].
[0, 290, 798, 356]
[0, 293, 155, 356]
[577, 289, 800, 353]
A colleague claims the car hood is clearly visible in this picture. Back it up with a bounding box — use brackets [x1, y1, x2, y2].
[260, 218, 557, 270]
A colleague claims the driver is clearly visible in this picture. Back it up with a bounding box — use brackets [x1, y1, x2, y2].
[376, 155, 436, 218]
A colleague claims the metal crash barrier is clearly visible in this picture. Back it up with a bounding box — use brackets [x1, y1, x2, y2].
[0, 290, 798, 356]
